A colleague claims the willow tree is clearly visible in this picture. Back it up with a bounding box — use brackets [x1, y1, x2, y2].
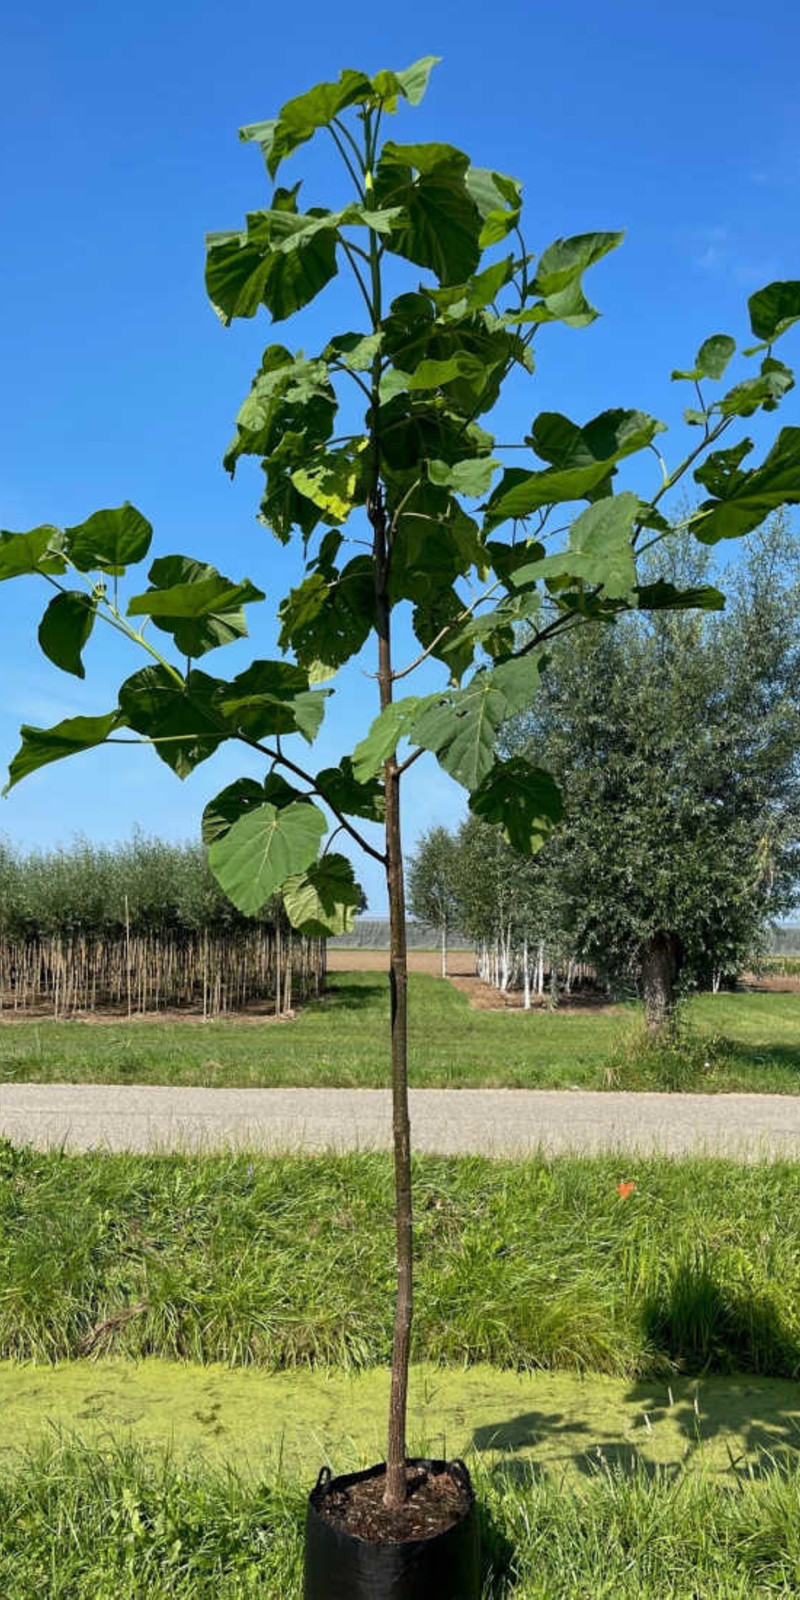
[2, 58, 800, 1510]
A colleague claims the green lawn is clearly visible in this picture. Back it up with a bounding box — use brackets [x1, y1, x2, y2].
[4, 1142, 800, 1378]
[1, 972, 799, 1090]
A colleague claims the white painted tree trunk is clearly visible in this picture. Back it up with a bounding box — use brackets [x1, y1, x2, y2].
[441, 919, 448, 980]
[522, 936, 531, 1010]
[536, 941, 545, 997]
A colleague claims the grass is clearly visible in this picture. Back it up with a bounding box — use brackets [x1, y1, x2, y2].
[4, 1142, 800, 1377]
[2, 972, 800, 1091]
[5, 1439, 800, 1596]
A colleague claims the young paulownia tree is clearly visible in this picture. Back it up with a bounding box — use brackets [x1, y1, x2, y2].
[2, 59, 800, 1514]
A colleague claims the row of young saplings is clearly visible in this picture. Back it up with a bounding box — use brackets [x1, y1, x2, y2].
[0, 835, 326, 1018]
[0, 924, 326, 1019]
[474, 934, 595, 1005]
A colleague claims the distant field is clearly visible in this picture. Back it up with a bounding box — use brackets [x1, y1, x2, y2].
[326, 947, 474, 973]
[1, 970, 799, 1092]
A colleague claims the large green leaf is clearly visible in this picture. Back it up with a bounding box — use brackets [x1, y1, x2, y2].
[0, 525, 65, 580]
[635, 581, 726, 613]
[239, 59, 439, 179]
[374, 142, 482, 286]
[528, 408, 663, 475]
[4, 711, 123, 794]
[351, 697, 430, 781]
[207, 800, 327, 916]
[512, 493, 640, 600]
[426, 256, 515, 320]
[389, 494, 485, 605]
[748, 281, 800, 345]
[370, 56, 440, 109]
[202, 778, 271, 846]
[117, 666, 225, 777]
[717, 359, 794, 418]
[206, 208, 339, 325]
[532, 232, 623, 297]
[504, 277, 601, 331]
[465, 169, 522, 248]
[486, 462, 624, 529]
[216, 660, 329, 744]
[693, 427, 800, 544]
[499, 232, 622, 332]
[291, 445, 368, 523]
[282, 852, 363, 935]
[428, 456, 499, 496]
[37, 592, 96, 678]
[127, 557, 265, 658]
[671, 334, 736, 383]
[202, 773, 304, 846]
[278, 556, 375, 672]
[693, 438, 754, 499]
[411, 657, 540, 790]
[64, 504, 153, 576]
[405, 352, 487, 391]
[315, 757, 385, 821]
[486, 411, 660, 528]
[239, 70, 373, 178]
[469, 756, 563, 853]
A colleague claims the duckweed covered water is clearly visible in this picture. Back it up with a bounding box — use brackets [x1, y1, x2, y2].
[1, 1360, 798, 1480]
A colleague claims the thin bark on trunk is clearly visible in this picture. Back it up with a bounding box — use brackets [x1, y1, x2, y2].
[522, 936, 531, 1010]
[641, 931, 683, 1030]
[371, 477, 412, 1512]
[441, 917, 447, 980]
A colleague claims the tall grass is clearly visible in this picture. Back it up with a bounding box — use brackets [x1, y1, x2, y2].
[4, 1142, 800, 1378]
[3, 1440, 800, 1597]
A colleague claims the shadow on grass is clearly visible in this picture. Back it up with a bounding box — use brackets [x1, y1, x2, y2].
[469, 1267, 800, 1493]
[716, 1036, 800, 1077]
[642, 1257, 800, 1378]
[315, 980, 385, 1014]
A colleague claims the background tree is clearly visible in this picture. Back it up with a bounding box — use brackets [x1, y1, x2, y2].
[2, 58, 799, 1521]
[407, 825, 460, 975]
[505, 516, 800, 1023]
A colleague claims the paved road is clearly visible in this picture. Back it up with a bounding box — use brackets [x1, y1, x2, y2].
[3, 1084, 800, 1159]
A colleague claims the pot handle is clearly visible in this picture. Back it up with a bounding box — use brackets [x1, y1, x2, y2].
[314, 1466, 333, 1494]
[449, 1458, 472, 1491]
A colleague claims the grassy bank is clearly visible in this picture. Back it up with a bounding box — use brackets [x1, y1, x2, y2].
[1, 973, 799, 1091]
[4, 1143, 800, 1376]
[4, 1440, 800, 1597]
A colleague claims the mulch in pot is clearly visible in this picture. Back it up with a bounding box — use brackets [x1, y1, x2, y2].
[318, 1462, 469, 1544]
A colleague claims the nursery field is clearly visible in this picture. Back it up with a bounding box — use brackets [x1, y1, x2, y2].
[2, 970, 800, 1092]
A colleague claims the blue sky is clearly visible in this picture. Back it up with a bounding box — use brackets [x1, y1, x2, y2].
[1, 0, 799, 912]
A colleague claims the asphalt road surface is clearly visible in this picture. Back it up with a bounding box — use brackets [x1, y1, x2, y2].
[3, 1084, 800, 1159]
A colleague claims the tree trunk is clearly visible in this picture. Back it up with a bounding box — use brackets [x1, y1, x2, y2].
[441, 917, 447, 980]
[382, 758, 411, 1509]
[372, 475, 413, 1512]
[522, 936, 531, 1010]
[641, 931, 683, 1030]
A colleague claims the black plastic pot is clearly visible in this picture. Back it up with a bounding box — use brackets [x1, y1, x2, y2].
[304, 1457, 480, 1600]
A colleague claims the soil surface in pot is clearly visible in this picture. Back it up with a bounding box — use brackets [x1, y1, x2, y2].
[319, 1463, 469, 1543]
